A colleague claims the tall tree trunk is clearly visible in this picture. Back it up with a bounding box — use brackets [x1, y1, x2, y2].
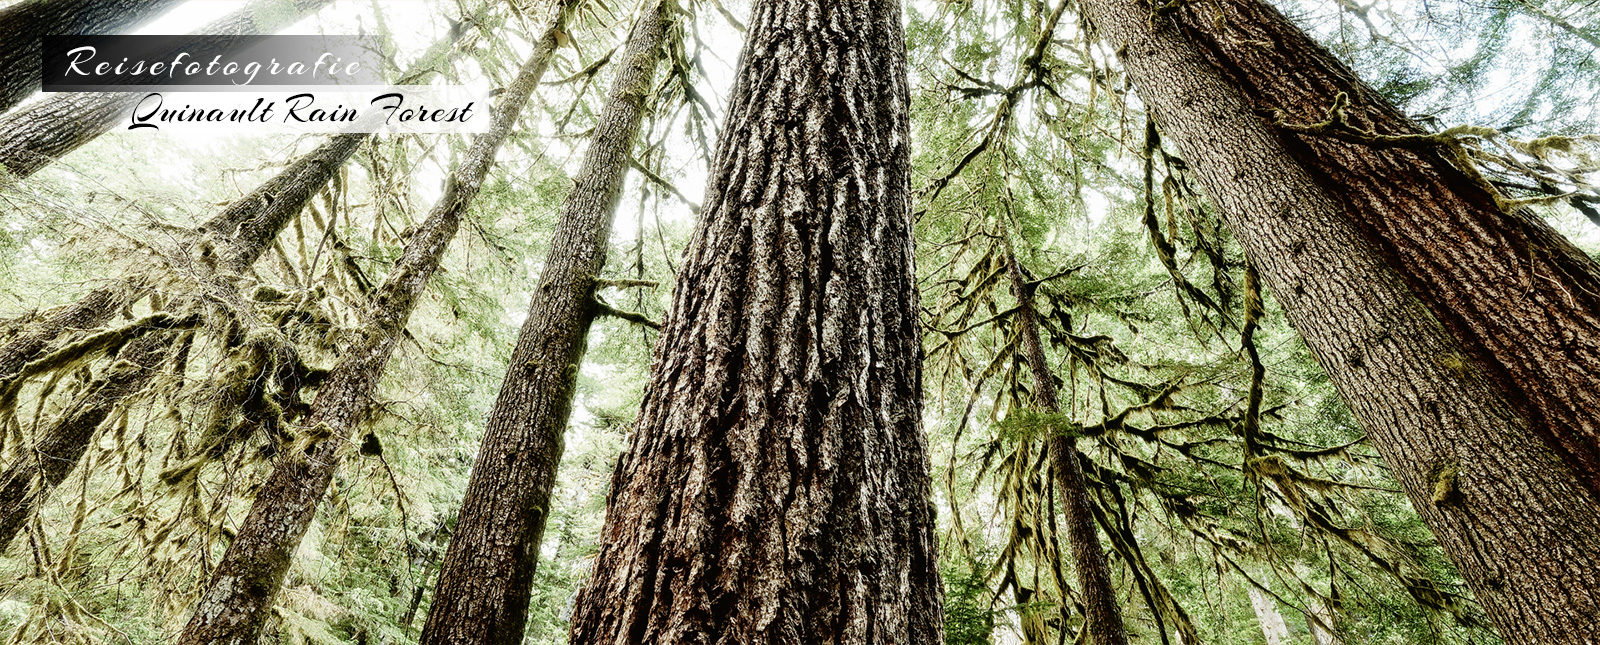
[0, 0, 334, 179]
[1078, 0, 1600, 642]
[0, 0, 186, 114]
[418, 1, 665, 643]
[175, 38, 559, 645]
[1162, 0, 1600, 493]
[1002, 247, 1129, 645]
[566, 0, 944, 640]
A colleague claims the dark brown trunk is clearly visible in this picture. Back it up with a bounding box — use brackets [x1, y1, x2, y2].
[176, 38, 559, 645]
[1079, 0, 1600, 642]
[418, 2, 664, 643]
[1165, 0, 1600, 494]
[566, 0, 944, 640]
[209, 133, 370, 274]
[1002, 247, 1129, 645]
[0, 315, 197, 550]
[0, 0, 334, 179]
[0, 0, 185, 114]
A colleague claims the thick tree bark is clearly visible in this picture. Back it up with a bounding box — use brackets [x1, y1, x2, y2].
[1163, 0, 1600, 493]
[176, 39, 559, 645]
[1002, 248, 1129, 645]
[0, 0, 334, 179]
[0, 0, 186, 114]
[418, 2, 665, 644]
[1079, 0, 1600, 642]
[566, 0, 944, 640]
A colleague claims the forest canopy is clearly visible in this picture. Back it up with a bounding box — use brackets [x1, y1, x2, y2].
[0, 0, 1597, 643]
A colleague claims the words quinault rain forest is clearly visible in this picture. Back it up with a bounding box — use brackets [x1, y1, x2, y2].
[1, 0, 1598, 643]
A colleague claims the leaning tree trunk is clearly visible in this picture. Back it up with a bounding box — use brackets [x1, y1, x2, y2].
[176, 40, 559, 645]
[0, 315, 197, 550]
[0, 15, 474, 378]
[1162, 0, 1600, 492]
[0, 288, 128, 383]
[0, 16, 481, 557]
[0, 0, 186, 114]
[566, 0, 944, 640]
[418, 2, 665, 644]
[0, 130, 358, 554]
[0, 0, 334, 179]
[1003, 247, 1129, 645]
[1079, 0, 1600, 642]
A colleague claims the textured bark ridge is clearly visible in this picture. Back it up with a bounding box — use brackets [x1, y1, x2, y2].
[1165, 0, 1600, 493]
[176, 35, 560, 645]
[419, 2, 665, 644]
[566, 0, 944, 641]
[1003, 248, 1129, 645]
[0, 0, 186, 114]
[1079, 0, 1600, 642]
[0, 0, 334, 179]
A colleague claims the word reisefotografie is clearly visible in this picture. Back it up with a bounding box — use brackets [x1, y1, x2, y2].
[43, 36, 383, 90]
[62, 48, 361, 86]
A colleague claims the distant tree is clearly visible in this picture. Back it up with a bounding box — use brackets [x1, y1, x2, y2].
[1002, 241, 1129, 645]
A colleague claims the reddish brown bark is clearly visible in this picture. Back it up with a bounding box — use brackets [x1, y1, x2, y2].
[1078, 0, 1600, 641]
[1165, 0, 1600, 494]
[566, 0, 944, 640]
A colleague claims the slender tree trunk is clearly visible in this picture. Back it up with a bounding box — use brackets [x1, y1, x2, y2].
[1246, 585, 1288, 645]
[566, 0, 944, 640]
[0, 0, 334, 179]
[176, 39, 559, 645]
[1305, 599, 1340, 645]
[0, 0, 186, 114]
[419, 2, 665, 643]
[1161, 0, 1600, 492]
[1002, 247, 1129, 645]
[1078, 0, 1600, 642]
